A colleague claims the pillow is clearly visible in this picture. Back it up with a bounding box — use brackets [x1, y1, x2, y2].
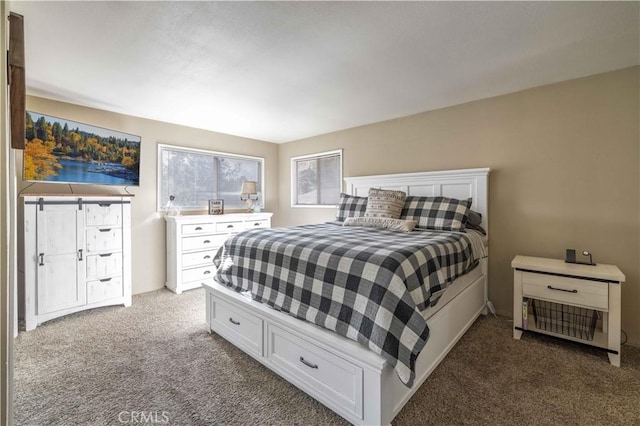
[465, 209, 486, 234]
[400, 196, 472, 231]
[343, 217, 416, 232]
[467, 209, 482, 227]
[364, 188, 407, 219]
[335, 193, 368, 222]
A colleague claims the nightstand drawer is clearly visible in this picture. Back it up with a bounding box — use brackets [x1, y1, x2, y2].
[521, 272, 608, 310]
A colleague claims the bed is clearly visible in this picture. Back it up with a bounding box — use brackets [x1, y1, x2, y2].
[203, 168, 490, 425]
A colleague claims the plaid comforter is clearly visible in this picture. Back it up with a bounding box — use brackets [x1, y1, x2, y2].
[213, 222, 483, 386]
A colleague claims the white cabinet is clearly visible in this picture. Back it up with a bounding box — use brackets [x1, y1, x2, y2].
[22, 195, 132, 331]
[512, 255, 624, 366]
[165, 212, 272, 294]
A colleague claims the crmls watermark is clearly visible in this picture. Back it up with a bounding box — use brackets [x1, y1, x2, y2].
[118, 411, 170, 424]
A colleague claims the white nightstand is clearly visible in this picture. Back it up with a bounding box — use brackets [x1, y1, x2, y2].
[512, 255, 625, 366]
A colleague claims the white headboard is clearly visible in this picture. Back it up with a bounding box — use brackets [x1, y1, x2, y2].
[344, 168, 491, 235]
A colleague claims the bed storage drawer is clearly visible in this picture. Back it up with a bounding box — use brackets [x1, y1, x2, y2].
[266, 324, 363, 419]
[210, 297, 263, 358]
[521, 271, 608, 310]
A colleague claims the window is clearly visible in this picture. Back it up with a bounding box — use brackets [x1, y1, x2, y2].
[158, 144, 264, 211]
[291, 149, 342, 207]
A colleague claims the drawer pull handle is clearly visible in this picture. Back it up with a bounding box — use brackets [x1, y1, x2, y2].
[99, 278, 112, 282]
[547, 285, 578, 294]
[195, 226, 203, 231]
[203, 255, 211, 259]
[99, 228, 112, 233]
[226, 224, 234, 229]
[203, 270, 211, 275]
[98, 203, 112, 207]
[228, 318, 240, 325]
[99, 253, 113, 257]
[203, 240, 211, 244]
[254, 223, 261, 226]
[299, 357, 318, 369]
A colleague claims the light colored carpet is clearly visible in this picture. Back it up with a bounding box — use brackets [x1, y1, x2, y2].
[14, 288, 640, 425]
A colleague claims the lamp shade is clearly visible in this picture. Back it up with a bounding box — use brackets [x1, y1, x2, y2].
[241, 181, 257, 195]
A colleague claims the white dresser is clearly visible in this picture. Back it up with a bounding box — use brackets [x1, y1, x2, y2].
[22, 194, 132, 331]
[165, 212, 272, 294]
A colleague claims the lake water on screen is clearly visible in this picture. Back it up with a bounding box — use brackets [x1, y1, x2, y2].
[45, 159, 135, 186]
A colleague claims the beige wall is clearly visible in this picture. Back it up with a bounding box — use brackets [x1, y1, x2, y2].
[11, 68, 640, 346]
[278, 67, 640, 346]
[17, 96, 279, 295]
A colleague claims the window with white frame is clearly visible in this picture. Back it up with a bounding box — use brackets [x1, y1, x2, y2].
[291, 149, 342, 207]
[158, 144, 264, 211]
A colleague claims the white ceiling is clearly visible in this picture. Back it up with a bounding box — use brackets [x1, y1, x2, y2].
[10, 1, 640, 143]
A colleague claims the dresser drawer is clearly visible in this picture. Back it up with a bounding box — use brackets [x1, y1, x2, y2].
[86, 228, 122, 252]
[181, 223, 216, 235]
[85, 203, 122, 227]
[86, 252, 122, 279]
[181, 234, 228, 251]
[210, 297, 263, 358]
[521, 272, 608, 310]
[182, 250, 218, 268]
[182, 265, 215, 283]
[244, 219, 270, 230]
[87, 276, 123, 304]
[215, 221, 243, 233]
[267, 324, 363, 419]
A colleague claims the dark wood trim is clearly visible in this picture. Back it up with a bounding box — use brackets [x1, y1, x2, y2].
[8, 12, 25, 150]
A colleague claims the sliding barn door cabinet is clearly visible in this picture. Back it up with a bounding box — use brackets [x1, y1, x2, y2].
[21, 195, 132, 331]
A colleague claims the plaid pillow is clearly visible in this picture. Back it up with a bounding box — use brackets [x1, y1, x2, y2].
[335, 193, 368, 221]
[400, 196, 472, 231]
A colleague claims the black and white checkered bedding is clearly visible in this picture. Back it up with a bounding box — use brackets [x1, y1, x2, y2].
[213, 222, 483, 386]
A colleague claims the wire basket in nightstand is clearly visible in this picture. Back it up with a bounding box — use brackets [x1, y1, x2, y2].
[532, 299, 598, 341]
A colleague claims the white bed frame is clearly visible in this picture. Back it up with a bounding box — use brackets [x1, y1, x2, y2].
[203, 168, 491, 425]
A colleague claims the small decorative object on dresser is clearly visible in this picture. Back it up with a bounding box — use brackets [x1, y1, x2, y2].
[512, 255, 625, 366]
[165, 212, 272, 294]
[208, 199, 224, 215]
[240, 180, 259, 212]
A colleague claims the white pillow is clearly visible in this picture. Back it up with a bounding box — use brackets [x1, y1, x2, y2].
[343, 217, 417, 232]
[364, 188, 406, 219]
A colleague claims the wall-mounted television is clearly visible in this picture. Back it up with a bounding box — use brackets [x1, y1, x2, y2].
[23, 111, 141, 186]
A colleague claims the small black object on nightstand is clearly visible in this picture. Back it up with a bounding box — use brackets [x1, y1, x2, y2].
[565, 248, 596, 266]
